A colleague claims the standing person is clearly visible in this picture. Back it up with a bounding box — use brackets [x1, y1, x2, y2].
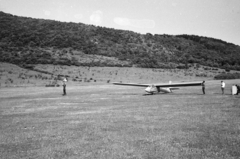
[221, 81, 225, 95]
[236, 84, 240, 95]
[62, 77, 67, 96]
[202, 81, 205, 94]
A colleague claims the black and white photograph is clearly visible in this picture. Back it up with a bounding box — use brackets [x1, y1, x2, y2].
[0, 0, 240, 158]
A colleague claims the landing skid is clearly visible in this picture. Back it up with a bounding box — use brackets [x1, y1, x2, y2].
[143, 92, 156, 96]
[143, 92, 169, 96]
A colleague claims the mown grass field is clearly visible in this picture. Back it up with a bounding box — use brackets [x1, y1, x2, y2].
[0, 79, 240, 158]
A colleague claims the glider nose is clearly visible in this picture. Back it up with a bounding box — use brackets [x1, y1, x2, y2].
[145, 87, 151, 93]
[145, 85, 156, 93]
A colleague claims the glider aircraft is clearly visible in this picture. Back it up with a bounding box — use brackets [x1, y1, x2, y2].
[113, 81, 202, 94]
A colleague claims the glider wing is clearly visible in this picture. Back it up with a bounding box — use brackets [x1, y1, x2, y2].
[112, 82, 149, 87]
[113, 82, 202, 87]
[154, 82, 202, 87]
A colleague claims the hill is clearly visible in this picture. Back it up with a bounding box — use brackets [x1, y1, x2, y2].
[1, 11, 240, 70]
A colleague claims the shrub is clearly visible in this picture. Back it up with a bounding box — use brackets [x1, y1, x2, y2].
[196, 73, 207, 77]
[214, 73, 240, 80]
[177, 64, 188, 69]
[23, 64, 34, 69]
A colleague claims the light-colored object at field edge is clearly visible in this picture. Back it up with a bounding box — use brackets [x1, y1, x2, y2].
[232, 85, 237, 95]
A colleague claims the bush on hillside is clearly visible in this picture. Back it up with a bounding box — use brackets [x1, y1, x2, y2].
[214, 73, 240, 80]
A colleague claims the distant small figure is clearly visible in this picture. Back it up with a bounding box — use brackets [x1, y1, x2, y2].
[202, 81, 205, 94]
[62, 77, 67, 96]
[221, 81, 225, 94]
[236, 84, 240, 95]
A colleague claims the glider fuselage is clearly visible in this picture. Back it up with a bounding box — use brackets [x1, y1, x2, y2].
[145, 85, 171, 94]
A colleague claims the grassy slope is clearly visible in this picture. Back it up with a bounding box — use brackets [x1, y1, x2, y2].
[0, 80, 240, 158]
[1, 62, 229, 87]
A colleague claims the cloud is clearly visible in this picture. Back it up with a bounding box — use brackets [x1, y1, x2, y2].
[171, 2, 178, 7]
[90, 10, 103, 25]
[130, 19, 155, 29]
[114, 17, 155, 29]
[74, 13, 83, 20]
[43, 10, 51, 16]
[114, 17, 130, 26]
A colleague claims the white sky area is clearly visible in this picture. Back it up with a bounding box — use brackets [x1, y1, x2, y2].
[0, 0, 240, 45]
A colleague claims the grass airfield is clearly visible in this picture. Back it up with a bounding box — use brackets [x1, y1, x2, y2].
[0, 80, 240, 158]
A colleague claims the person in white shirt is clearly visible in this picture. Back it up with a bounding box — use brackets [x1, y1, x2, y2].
[221, 81, 225, 94]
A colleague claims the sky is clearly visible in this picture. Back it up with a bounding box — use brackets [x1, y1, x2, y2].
[1, 0, 240, 45]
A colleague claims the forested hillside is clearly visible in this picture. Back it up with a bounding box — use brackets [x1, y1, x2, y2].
[1, 11, 240, 70]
